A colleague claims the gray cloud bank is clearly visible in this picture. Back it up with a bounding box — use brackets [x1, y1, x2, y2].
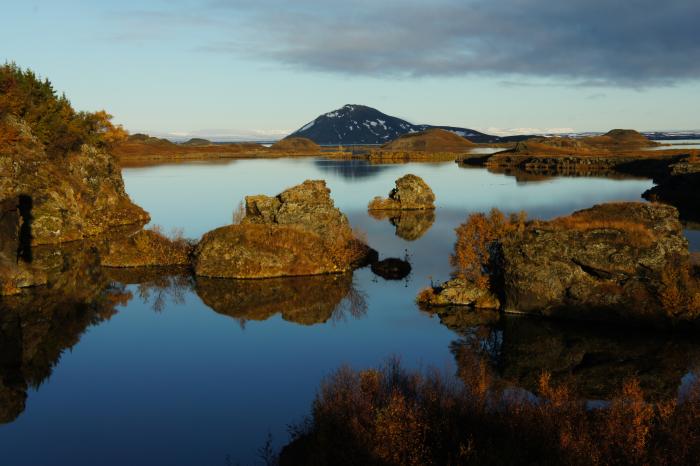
[139, 0, 700, 86]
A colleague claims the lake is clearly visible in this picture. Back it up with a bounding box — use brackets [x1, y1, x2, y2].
[1, 157, 698, 465]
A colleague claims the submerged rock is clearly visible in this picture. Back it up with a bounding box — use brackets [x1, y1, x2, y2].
[194, 180, 374, 278]
[368, 174, 436, 211]
[371, 258, 412, 280]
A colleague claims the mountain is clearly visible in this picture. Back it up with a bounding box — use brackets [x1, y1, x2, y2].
[288, 104, 512, 145]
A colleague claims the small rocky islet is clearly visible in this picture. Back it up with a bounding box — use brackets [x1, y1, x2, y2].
[3, 105, 700, 328]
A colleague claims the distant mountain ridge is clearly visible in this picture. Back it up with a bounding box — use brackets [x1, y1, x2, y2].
[288, 104, 521, 145]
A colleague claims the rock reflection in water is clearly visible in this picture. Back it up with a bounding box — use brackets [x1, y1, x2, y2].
[443, 312, 700, 401]
[0, 242, 130, 423]
[104, 266, 194, 312]
[368, 209, 435, 241]
[195, 273, 366, 326]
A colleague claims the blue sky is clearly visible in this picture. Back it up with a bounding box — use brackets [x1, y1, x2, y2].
[2, 0, 699, 139]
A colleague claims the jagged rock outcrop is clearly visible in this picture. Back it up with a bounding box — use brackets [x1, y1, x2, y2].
[500, 202, 696, 324]
[368, 174, 435, 211]
[0, 116, 149, 245]
[418, 202, 700, 325]
[194, 180, 374, 278]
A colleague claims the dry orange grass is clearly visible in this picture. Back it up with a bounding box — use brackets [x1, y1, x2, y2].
[367, 196, 398, 211]
[549, 217, 656, 247]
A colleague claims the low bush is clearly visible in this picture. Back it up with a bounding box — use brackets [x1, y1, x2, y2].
[281, 358, 700, 466]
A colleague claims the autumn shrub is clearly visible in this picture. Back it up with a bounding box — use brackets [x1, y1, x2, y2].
[450, 209, 526, 289]
[281, 358, 700, 466]
[0, 63, 127, 157]
[659, 255, 700, 317]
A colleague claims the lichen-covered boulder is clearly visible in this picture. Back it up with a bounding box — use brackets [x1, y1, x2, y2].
[195, 180, 374, 278]
[368, 174, 435, 211]
[500, 202, 697, 323]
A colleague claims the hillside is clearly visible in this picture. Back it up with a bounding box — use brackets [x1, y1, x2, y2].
[381, 128, 475, 152]
[289, 104, 507, 145]
[583, 129, 658, 147]
[269, 137, 320, 152]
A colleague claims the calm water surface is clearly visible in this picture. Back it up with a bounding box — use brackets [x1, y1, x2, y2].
[2, 158, 698, 465]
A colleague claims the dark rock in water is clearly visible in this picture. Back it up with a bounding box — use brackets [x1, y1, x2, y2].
[0, 116, 149, 245]
[644, 172, 700, 223]
[195, 273, 365, 325]
[195, 180, 374, 278]
[368, 174, 435, 211]
[368, 209, 435, 241]
[371, 258, 412, 280]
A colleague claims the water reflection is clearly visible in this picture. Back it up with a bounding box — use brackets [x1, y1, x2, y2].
[104, 267, 194, 312]
[194, 273, 367, 326]
[0, 243, 129, 423]
[368, 209, 435, 240]
[313, 158, 395, 180]
[446, 313, 700, 401]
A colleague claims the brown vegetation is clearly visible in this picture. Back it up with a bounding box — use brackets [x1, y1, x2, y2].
[0, 63, 127, 157]
[100, 225, 193, 268]
[270, 137, 321, 153]
[112, 135, 265, 160]
[450, 209, 526, 289]
[381, 128, 474, 152]
[281, 358, 700, 466]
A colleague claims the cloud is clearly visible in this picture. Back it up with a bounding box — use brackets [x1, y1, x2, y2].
[477, 127, 576, 136]
[144, 127, 290, 141]
[112, 0, 700, 87]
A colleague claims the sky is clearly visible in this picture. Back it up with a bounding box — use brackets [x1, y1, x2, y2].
[2, 0, 699, 139]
